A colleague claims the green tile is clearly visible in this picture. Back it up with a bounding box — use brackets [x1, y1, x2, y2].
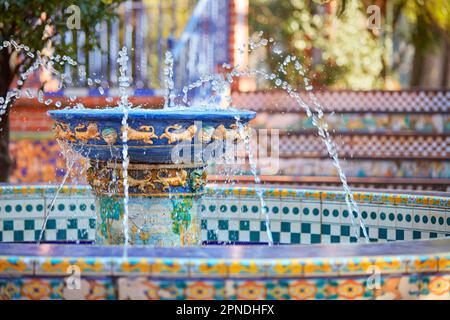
[46, 219, 56, 230]
[218, 220, 228, 230]
[89, 218, 96, 229]
[207, 230, 217, 241]
[56, 229, 67, 240]
[201, 219, 207, 230]
[229, 230, 239, 241]
[291, 233, 300, 244]
[378, 228, 387, 239]
[239, 220, 249, 231]
[3, 220, 13, 231]
[322, 224, 331, 235]
[78, 229, 88, 240]
[67, 219, 78, 229]
[396, 229, 404, 240]
[413, 231, 421, 239]
[250, 231, 260, 242]
[281, 222, 290, 232]
[331, 235, 340, 243]
[311, 234, 321, 243]
[24, 220, 34, 230]
[14, 231, 23, 241]
[301, 223, 310, 233]
[341, 225, 350, 236]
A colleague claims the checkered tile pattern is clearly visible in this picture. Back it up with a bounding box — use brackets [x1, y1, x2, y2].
[0, 217, 96, 242]
[278, 134, 449, 159]
[232, 90, 450, 113]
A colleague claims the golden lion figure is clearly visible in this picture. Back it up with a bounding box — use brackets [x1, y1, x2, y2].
[154, 169, 188, 190]
[54, 122, 76, 142]
[159, 124, 197, 144]
[212, 124, 249, 141]
[126, 174, 155, 192]
[122, 125, 157, 144]
[74, 123, 101, 142]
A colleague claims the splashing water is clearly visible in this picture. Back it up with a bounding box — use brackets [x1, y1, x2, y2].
[118, 47, 132, 255]
[236, 120, 274, 246]
[174, 36, 369, 243]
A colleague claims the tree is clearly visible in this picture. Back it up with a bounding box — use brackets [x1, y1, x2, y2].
[0, 0, 124, 182]
[249, 0, 450, 89]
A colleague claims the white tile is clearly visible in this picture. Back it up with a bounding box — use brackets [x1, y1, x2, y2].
[395, 206, 413, 229]
[300, 201, 321, 222]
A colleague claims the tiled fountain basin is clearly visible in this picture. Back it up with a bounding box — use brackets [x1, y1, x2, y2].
[0, 185, 449, 300]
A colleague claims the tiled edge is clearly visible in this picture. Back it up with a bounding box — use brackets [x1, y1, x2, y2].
[1, 253, 446, 278]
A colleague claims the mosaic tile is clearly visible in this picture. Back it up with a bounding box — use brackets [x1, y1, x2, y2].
[374, 275, 420, 300]
[0, 256, 35, 275]
[303, 258, 339, 277]
[227, 260, 267, 278]
[407, 255, 439, 273]
[117, 277, 226, 300]
[150, 258, 190, 277]
[190, 259, 228, 278]
[266, 259, 303, 278]
[419, 274, 450, 300]
[35, 257, 112, 276]
[325, 278, 373, 300]
[112, 258, 152, 275]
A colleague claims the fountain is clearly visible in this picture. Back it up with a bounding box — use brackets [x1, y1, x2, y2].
[47, 107, 255, 246]
[0, 35, 449, 301]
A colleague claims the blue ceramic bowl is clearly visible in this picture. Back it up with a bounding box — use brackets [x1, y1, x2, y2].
[48, 107, 256, 163]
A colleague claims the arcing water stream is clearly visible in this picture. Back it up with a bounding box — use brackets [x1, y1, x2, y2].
[1, 34, 369, 245]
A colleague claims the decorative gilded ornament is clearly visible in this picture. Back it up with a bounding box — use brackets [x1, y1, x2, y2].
[189, 169, 207, 191]
[159, 124, 197, 144]
[54, 122, 76, 142]
[123, 125, 157, 144]
[153, 169, 188, 190]
[74, 123, 101, 142]
[101, 127, 118, 145]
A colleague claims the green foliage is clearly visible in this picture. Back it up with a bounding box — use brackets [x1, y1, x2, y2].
[249, 0, 383, 89]
[0, 0, 124, 93]
[249, 0, 450, 89]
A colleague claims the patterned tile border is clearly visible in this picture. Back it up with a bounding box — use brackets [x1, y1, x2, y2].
[1, 273, 449, 300]
[1, 251, 449, 279]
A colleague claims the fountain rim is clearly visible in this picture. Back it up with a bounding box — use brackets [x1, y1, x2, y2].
[0, 239, 449, 278]
[47, 107, 257, 122]
[0, 184, 449, 278]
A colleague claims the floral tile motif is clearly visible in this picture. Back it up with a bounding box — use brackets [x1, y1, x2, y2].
[0, 256, 35, 275]
[62, 277, 116, 300]
[35, 257, 112, 276]
[117, 277, 226, 300]
[374, 275, 420, 300]
[190, 259, 228, 278]
[407, 255, 439, 273]
[281, 279, 327, 300]
[325, 278, 373, 300]
[227, 260, 267, 278]
[438, 254, 450, 272]
[419, 274, 450, 300]
[150, 258, 190, 277]
[112, 258, 151, 275]
[233, 280, 271, 300]
[0, 276, 116, 300]
[338, 257, 375, 276]
[372, 256, 408, 274]
[266, 259, 303, 278]
[303, 258, 339, 277]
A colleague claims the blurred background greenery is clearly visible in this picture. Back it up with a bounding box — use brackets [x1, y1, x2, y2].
[249, 0, 450, 90]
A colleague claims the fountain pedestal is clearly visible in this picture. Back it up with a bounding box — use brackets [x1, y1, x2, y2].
[48, 108, 255, 247]
[88, 161, 206, 245]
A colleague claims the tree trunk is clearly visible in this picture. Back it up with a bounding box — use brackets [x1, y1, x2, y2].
[0, 50, 13, 183]
[0, 112, 10, 182]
